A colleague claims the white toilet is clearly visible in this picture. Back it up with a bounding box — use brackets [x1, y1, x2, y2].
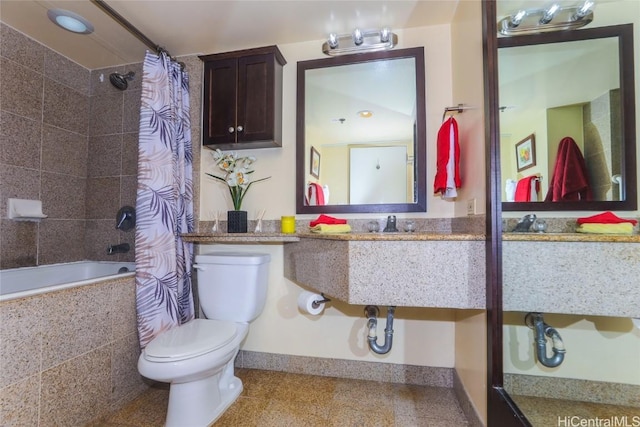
[138, 252, 270, 427]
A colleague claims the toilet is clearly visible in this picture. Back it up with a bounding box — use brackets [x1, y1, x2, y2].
[138, 252, 271, 427]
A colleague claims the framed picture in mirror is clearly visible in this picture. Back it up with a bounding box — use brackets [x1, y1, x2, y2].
[310, 146, 320, 179]
[515, 134, 536, 172]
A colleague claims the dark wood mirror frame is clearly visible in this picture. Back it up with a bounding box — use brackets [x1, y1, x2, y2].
[484, 1, 540, 425]
[499, 24, 637, 212]
[295, 48, 427, 214]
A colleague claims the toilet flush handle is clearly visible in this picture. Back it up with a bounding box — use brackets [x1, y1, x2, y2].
[192, 264, 206, 271]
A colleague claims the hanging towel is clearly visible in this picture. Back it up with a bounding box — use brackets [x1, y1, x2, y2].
[306, 182, 325, 206]
[544, 137, 592, 202]
[514, 175, 540, 202]
[309, 214, 347, 227]
[434, 117, 461, 199]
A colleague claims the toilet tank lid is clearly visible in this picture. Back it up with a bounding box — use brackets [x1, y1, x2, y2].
[195, 252, 270, 265]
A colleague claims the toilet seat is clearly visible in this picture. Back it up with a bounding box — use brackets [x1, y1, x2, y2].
[144, 319, 237, 362]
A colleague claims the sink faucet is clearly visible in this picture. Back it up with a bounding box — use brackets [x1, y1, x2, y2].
[107, 243, 130, 255]
[383, 215, 399, 232]
[512, 214, 537, 232]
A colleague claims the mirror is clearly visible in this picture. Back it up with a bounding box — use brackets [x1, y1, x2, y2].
[499, 25, 637, 211]
[296, 47, 427, 214]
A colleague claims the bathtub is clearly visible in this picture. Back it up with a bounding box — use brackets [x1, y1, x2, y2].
[0, 260, 136, 301]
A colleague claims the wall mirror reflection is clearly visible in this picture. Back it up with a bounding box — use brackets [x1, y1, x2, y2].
[499, 24, 637, 211]
[296, 47, 427, 214]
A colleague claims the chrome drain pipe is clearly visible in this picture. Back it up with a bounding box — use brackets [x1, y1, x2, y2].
[365, 305, 396, 354]
[526, 312, 566, 368]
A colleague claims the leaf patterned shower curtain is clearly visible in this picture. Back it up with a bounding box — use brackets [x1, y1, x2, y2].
[135, 51, 194, 348]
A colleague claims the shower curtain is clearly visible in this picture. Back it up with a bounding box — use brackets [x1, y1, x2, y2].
[135, 51, 194, 348]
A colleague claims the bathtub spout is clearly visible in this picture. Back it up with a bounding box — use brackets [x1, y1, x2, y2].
[107, 243, 130, 255]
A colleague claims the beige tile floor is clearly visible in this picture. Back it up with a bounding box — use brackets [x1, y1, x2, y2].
[89, 368, 469, 427]
[512, 394, 640, 427]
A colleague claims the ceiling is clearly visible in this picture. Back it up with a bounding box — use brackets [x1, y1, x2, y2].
[1, 0, 462, 70]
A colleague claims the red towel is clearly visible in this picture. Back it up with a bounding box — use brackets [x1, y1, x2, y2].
[306, 182, 325, 206]
[310, 214, 347, 227]
[514, 175, 539, 202]
[433, 117, 461, 197]
[544, 137, 592, 202]
[576, 211, 638, 225]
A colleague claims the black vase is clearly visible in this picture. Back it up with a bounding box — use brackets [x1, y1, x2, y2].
[227, 210, 248, 233]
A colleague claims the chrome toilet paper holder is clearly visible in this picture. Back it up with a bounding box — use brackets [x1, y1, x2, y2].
[312, 293, 331, 309]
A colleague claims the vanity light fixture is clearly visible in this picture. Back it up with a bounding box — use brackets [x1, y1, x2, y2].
[322, 28, 398, 56]
[47, 9, 94, 34]
[498, 0, 595, 36]
[539, 3, 561, 24]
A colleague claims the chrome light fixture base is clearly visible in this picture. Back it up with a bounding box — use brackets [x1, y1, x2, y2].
[322, 29, 398, 56]
[498, 3, 594, 37]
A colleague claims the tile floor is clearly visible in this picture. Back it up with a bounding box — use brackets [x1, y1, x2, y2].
[89, 368, 469, 427]
[512, 394, 640, 427]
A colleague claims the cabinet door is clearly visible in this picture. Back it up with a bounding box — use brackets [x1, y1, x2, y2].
[237, 53, 275, 143]
[202, 58, 237, 145]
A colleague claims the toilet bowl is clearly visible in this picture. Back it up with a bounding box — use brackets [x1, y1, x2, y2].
[138, 319, 249, 426]
[137, 252, 270, 427]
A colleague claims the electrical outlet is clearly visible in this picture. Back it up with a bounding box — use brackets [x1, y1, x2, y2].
[466, 199, 476, 216]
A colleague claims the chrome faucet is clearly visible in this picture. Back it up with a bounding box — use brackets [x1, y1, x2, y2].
[107, 243, 130, 255]
[383, 215, 398, 232]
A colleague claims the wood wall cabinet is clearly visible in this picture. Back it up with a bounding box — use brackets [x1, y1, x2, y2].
[199, 45, 286, 150]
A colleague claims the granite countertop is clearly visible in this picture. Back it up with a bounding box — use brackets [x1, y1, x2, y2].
[296, 232, 484, 241]
[182, 233, 300, 243]
[502, 232, 640, 243]
[182, 232, 484, 243]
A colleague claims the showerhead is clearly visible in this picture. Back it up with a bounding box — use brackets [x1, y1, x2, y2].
[109, 71, 135, 90]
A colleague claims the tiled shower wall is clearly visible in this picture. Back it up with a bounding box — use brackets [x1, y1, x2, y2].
[0, 23, 138, 269]
[583, 88, 621, 201]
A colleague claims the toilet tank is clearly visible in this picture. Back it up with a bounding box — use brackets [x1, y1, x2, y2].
[194, 252, 270, 322]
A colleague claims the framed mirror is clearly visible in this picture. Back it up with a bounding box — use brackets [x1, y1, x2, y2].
[499, 24, 637, 211]
[296, 47, 427, 214]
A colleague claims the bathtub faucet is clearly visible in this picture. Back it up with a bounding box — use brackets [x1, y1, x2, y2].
[107, 243, 130, 255]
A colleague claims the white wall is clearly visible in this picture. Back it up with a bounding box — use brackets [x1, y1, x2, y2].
[199, 244, 456, 367]
[198, 17, 490, 384]
[200, 23, 489, 222]
[451, 0, 488, 424]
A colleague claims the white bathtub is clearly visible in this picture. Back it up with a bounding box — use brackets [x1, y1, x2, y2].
[0, 261, 136, 301]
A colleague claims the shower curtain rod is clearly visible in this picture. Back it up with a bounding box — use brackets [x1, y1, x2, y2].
[90, 0, 181, 65]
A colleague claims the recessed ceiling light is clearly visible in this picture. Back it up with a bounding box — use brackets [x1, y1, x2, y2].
[47, 9, 94, 34]
[358, 110, 373, 118]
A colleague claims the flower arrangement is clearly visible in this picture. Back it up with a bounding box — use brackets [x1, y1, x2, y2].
[206, 149, 270, 211]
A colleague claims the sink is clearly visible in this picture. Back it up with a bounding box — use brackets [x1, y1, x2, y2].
[283, 235, 485, 309]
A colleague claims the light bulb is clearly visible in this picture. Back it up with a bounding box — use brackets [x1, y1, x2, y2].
[540, 3, 560, 24]
[352, 28, 363, 46]
[510, 10, 527, 27]
[380, 27, 390, 43]
[327, 33, 339, 49]
[573, 0, 594, 20]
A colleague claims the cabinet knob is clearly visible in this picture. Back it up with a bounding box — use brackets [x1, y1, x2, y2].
[237, 126, 244, 132]
[228, 127, 235, 133]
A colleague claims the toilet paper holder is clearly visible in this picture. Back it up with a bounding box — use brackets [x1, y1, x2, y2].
[312, 293, 331, 309]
